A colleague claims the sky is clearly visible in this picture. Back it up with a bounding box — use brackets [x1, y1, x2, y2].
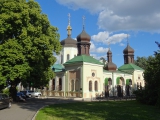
[35, 0, 160, 67]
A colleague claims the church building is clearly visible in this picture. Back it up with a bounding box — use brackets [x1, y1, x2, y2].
[48, 15, 144, 99]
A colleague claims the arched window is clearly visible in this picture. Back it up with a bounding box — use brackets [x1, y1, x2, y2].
[94, 81, 98, 91]
[129, 79, 132, 85]
[59, 78, 62, 91]
[108, 78, 112, 85]
[75, 80, 79, 91]
[71, 80, 74, 91]
[140, 82, 142, 90]
[120, 77, 125, 85]
[137, 82, 139, 90]
[52, 79, 55, 90]
[89, 81, 92, 91]
[124, 58, 126, 64]
[67, 54, 70, 61]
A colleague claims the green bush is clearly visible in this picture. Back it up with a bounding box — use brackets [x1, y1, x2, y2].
[2, 88, 9, 96]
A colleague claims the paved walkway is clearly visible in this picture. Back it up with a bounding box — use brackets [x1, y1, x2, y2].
[0, 97, 136, 120]
[0, 98, 65, 120]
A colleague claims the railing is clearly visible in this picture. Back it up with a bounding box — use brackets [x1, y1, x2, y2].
[93, 94, 136, 101]
[41, 90, 82, 97]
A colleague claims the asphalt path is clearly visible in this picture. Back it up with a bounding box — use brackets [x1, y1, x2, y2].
[0, 97, 74, 120]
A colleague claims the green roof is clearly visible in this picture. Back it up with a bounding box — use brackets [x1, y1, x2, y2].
[118, 63, 144, 71]
[52, 64, 65, 72]
[63, 55, 103, 65]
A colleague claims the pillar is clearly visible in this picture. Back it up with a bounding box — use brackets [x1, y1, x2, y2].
[62, 75, 65, 97]
[49, 79, 53, 91]
[55, 76, 58, 91]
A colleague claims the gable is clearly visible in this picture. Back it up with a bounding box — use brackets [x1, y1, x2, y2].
[63, 55, 103, 65]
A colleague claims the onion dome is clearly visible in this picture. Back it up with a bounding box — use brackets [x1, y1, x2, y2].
[60, 13, 77, 48]
[105, 48, 117, 71]
[77, 30, 91, 42]
[106, 62, 117, 71]
[107, 49, 112, 54]
[123, 44, 134, 54]
[60, 36, 77, 47]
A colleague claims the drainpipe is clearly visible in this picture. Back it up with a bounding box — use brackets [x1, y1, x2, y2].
[112, 72, 114, 96]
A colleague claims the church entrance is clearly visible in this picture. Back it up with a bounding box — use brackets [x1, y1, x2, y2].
[116, 77, 125, 97]
[104, 78, 112, 98]
[126, 85, 130, 96]
[117, 85, 123, 97]
[105, 85, 109, 97]
[126, 79, 132, 96]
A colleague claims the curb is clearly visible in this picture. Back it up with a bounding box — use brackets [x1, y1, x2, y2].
[31, 105, 48, 120]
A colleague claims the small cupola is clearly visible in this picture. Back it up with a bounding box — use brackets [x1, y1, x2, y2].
[104, 47, 117, 71]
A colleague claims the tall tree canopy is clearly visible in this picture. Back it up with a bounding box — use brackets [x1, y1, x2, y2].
[134, 56, 154, 70]
[0, 0, 62, 90]
[135, 42, 160, 108]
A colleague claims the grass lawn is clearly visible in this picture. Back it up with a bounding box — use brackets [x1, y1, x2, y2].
[35, 100, 160, 120]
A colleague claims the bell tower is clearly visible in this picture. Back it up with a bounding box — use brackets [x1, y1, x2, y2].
[123, 35, 134, 64]
[77, 16, 91, 56]
[60, 13, 77, 64]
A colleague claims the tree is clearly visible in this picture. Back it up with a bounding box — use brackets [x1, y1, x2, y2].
[134, 56, 154, 70]
[100, 57, 107, 68]
[134, 41, 160, 108]
[0, 0, 62, 91]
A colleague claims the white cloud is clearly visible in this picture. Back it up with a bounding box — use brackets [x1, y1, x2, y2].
[56, 0, 106, 13]
[96, 47, 108, 53]
[90, 41, 96, 52]
[73, 38, 77, 40]
[56, 0, 160, 32]
[119, 43, 125, 46]
[92, 31, 127, 45]
[90, 53, 102, 60]
[91, 31, 109, 42]
[90, 41, 109, 53]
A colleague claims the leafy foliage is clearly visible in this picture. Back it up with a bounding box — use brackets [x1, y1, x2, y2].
[2, 88, 9, 96]
[134, 41, 160, 108]
[100, 57, 107, 68]
[0, 0, 62, 90]
[134, 56, 154, 70]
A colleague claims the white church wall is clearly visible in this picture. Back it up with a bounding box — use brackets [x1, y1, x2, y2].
[64, 64, 83, 97]
[61, 47, 77, 64]
[103, 72, 112, 95]
[133, 70, 144, 90]
[82, 63, 104, 98]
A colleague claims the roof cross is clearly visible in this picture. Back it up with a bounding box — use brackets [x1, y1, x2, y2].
[68, 13, 71, 26]
[67, 13, 72, 37]
[108, 41, 110, 50]
[127, 34, 129, 44]
[82, 15, 86, 30]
